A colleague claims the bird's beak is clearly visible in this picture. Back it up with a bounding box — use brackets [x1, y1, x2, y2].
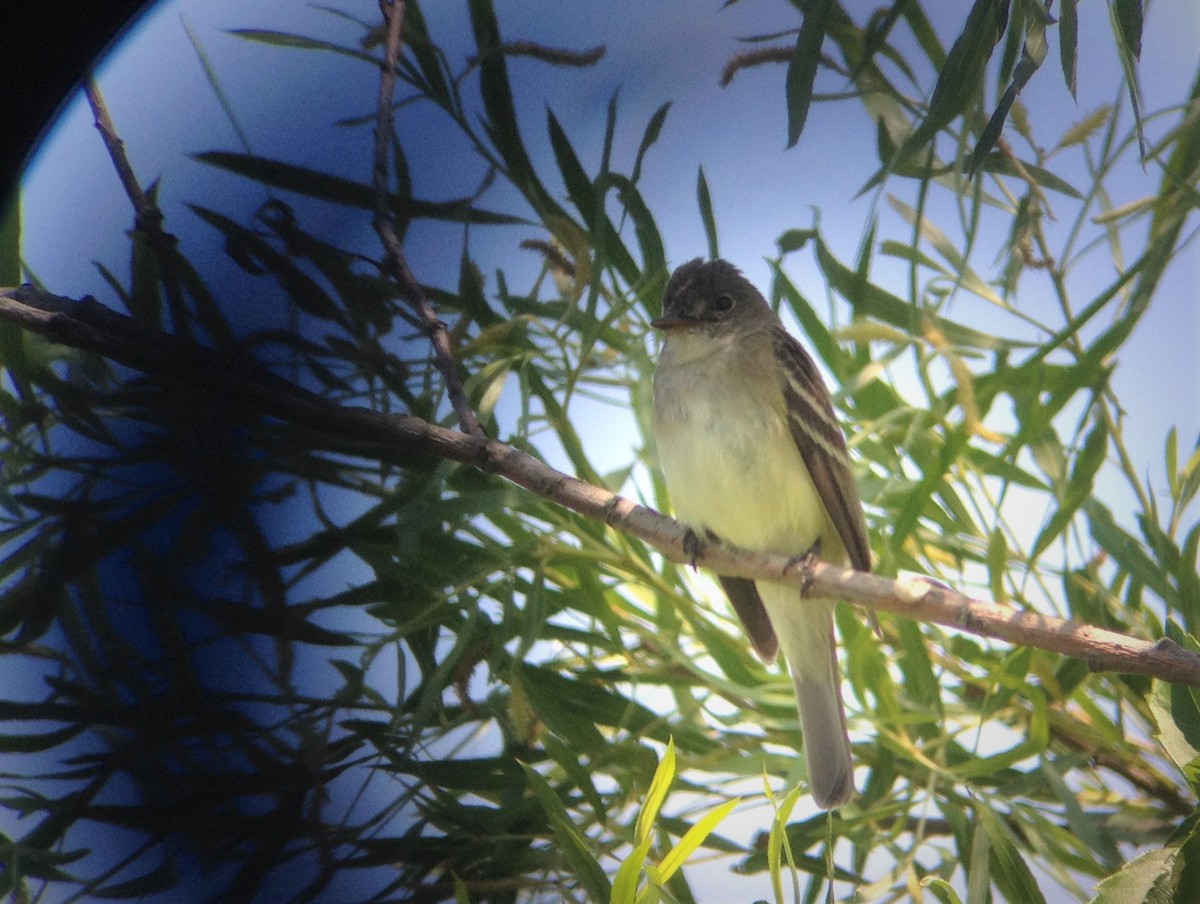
[650, 316, 688, 331]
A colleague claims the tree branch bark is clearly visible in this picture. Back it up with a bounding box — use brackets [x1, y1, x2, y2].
[371, 0, 484, 440]
[3, 283, 1199, 688]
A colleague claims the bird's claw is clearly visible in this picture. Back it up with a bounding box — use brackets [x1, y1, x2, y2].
[789, 539, 822, 597]
[683, 528, 704, 571]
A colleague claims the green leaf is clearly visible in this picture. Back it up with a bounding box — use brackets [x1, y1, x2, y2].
[1058, 0, 1078, 98]
[1109, 0, 1147, 157]
[0, 724, 84, 754]
[1149, 679, 1200, 780]
[1090, 847, 1178, 904]
[188, 205, 343, 321]
[813, 236, 1032, 351]
[601, 173, 665, 281]
[969, 5, 1047, 175]
[785, 0, 832, 147]
[898, 0, 1006, 158]
[1031, 415, 1108, 560]
[656, 797, 739, 883]
[520, 762, 612, 903]
[636, 739, 675, 844]
[892, 426, 969, 548]
[632, 101, 671, 185]
[547, 109, 598, 223]
[885, 195, 1003, 304]
[1085, 500, 1175, 604]
[0, 188, 19, 284]
[696, 166, 718, 260]
[611, 839, 652, 904]
[921, 877, 964, 904]
[1111, 0, 1143, 59]
[469, 0, 559, 219]
[228, 29, 379, 65]
[979, 803, 1046, 904]
[194, 151, 529, 225]
[1039, 757, 1121, 869]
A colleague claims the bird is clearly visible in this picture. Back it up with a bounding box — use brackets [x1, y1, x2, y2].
[650, 258, 870, 808]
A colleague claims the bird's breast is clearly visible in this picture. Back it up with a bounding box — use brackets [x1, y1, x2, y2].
[653, 337, 827, 554]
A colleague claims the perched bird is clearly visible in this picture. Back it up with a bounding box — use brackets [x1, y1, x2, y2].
[651, 258, 870, 808]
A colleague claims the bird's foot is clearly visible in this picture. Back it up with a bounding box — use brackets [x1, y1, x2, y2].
[789, 539, 822, 597]
[682, 528, 705, 571]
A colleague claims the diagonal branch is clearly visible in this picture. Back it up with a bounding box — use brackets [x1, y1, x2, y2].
[3, 282, 1200, 689]
[371, 0, 483, 439]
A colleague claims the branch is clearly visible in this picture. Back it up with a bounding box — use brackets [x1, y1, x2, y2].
[84, 82, 159, 229]
[3, 283, 1200, 688]
[371, 0, 483, 439]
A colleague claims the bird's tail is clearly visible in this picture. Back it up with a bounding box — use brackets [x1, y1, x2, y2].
[759, 584, 854, 809]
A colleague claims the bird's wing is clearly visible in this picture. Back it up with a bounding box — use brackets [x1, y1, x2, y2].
[716, 575, 778, 662]
[772, 327, 871, 573]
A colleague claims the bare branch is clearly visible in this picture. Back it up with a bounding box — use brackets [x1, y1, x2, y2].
[3, 283, 1200, 689]
[371, 0, 484, 439]
[84, 82, 159, 231]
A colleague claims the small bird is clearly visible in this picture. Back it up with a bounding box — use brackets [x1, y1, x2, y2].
[651, 258, 870, 808]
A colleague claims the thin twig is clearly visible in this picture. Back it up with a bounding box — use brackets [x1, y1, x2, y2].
[83, 81, 197, 340]
[371, 0, 484, 439]
[3, 283, 1200, 689]
[84, 82, 160, 231]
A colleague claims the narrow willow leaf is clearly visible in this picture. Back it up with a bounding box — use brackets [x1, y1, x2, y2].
[1058, 0, 1078, 97]
[697, 166, 718, 260]
[1108, 0, 1146, 157]
[468, 0, 562, 219]
[610, 839, 652, 904]
[194, 151, 529, 224]
[921, 877, 965, 904]
[520, 763, 613, 903]
[1111, 0, 1143, 59]
[453, 874, 470, 904]
[1085, 500, 1175, 603]
[1149, 679, 1200, 776]
[0, 724, 84, 754]
[899, 0, 1005, 157]
[543, 733, 608, 826]
[979, 804, 1047, 904]
[886, 195, 1004, 304]
[0, 189, 18, 284]
[92, 857, 180, 898]
[602, 173, 665, 280]
[228, 29, 379, 65]
[766, 783, 803, 904]
[785, 0, 833, 147]
[403, 2, 456, 113]
[1090, 848, 1177, 904]
[547, 109, 597, 224]
[969, 12, 1047, 175]
[892, 427, 969, 548]
[1031, 416, 1108, 560]
[1039, 758, 1121, 868]
[656, 797, 739, 883]
[189, 204, 342, 320]
[987, 526, 1008, 603]
[814, 237, 1031, 351]
[632, 101, 671, 185]
[636, 738, 676, 844]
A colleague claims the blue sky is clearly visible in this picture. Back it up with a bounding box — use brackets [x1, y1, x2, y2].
[22, 0, 1200, 492]
[12, 0, 1200, 899]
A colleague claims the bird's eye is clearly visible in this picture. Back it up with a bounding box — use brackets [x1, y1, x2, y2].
[713, 294, 735, 314]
